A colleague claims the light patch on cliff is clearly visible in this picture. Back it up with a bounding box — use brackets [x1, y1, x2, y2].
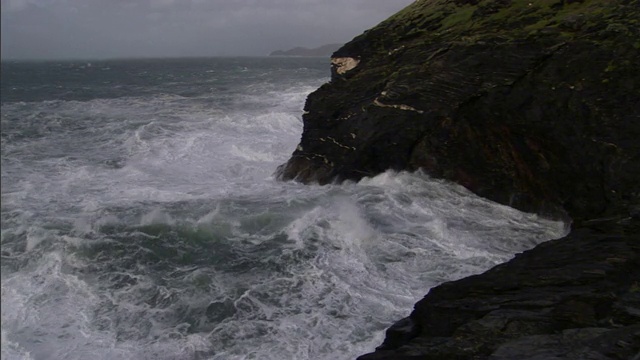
[331, 57, 360, 74]
[373, 97, 424, 114]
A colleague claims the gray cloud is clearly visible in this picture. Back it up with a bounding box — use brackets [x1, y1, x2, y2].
[1, 0, 414, 60]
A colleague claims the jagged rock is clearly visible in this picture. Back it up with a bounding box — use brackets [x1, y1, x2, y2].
[276, 0, 640, 358]
[278, 0, 640, 221]
[357, 219, 640, 359]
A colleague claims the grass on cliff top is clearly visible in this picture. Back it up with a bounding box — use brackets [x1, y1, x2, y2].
[377, 0, 636, 43]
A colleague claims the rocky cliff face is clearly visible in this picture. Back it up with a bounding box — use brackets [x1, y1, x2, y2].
[278, 0, 639, 221]
[277, 0, 640, 358]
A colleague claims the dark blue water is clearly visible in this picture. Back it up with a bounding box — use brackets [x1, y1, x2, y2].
[0, 57, 566, 360]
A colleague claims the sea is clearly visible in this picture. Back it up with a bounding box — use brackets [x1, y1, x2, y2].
[0, 57, 567, 360]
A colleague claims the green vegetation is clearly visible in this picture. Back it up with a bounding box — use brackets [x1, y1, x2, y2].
[353, 0, 638, 51]
[441, 5, 475, 28]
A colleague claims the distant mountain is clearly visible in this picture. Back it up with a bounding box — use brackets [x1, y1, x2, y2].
[269, 44, 342, 57]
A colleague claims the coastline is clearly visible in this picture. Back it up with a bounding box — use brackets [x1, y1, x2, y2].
[276, 0, 640, 357]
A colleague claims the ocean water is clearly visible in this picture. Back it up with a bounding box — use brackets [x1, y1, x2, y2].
[1, 57, 567, 360]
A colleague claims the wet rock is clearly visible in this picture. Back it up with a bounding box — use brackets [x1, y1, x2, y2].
[375, 317, 419, 351]
[278, 0, 640, 221]
[358, 220, 640, 359]
[489, 327, 639, 360]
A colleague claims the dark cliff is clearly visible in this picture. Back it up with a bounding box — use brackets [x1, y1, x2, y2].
[278, 0, 640, 358]
[279, 0, 639, 221]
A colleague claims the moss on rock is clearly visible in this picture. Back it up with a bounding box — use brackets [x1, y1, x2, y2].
[279, 0, 639, 220]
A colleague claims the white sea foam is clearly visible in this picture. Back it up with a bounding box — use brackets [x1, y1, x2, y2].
[1, 330, 33, 360]
[1, 60, 566, 360]
[1, 169, 566, 360]
[1, 251, 215, 360]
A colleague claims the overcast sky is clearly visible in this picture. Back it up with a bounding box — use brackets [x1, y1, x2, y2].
[1, 0, 414, 60]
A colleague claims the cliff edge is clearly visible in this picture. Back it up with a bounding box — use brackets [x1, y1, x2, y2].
[278, 0, 640, 358]
[279, 0, 639, 221]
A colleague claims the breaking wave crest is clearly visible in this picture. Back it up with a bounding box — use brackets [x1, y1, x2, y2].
[1, 58, 566, 360]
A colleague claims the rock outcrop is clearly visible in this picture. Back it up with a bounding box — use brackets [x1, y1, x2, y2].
[359, 219, 640, 359]
[277, 0, 640, 358]
[278, 0, 639, 221]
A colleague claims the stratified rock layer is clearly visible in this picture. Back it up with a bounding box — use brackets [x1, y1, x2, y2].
[278, 0, 640, 221]
[277, 0, 640, 358]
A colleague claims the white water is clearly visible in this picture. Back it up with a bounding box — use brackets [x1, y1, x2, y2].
[1, 60, 567, 360]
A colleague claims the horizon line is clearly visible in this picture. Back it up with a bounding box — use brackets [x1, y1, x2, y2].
[1, 54, 335, 63]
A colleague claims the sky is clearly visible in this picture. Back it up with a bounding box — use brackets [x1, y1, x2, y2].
[1, 0, 415, 60]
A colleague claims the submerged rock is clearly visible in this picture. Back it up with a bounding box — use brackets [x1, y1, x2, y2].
[277, 0, 640, 358]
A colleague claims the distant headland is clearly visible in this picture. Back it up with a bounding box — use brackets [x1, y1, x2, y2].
[269, 43, 342, 57]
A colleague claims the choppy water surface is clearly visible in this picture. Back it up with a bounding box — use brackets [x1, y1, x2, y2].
[1, 57, 566, 360]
